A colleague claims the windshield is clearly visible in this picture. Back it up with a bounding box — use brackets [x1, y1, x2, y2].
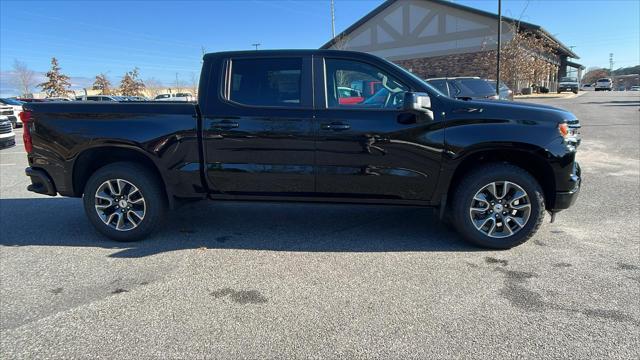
[1, 98, 24, 105]
[560, 77, 577, 82]
[155, 94, 170, 99]
[448, 78, 495, 98]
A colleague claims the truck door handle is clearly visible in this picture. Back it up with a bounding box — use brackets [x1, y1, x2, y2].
[321, 122, 350, 131]
[212, 120, 239, 129]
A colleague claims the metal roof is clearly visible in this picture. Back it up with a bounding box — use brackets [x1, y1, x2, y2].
[320, 0, 579, 59]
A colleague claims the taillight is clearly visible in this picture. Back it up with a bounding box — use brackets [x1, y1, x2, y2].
[19, 110, 32, 153]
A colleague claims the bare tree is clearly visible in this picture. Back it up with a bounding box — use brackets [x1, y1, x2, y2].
[189, 72, 199, 96]
[92, 73, 112, 95]
[144, 78, 163, 98]
[479, 23, 557, 92]
[12, 60, 37, 97]
[38, 57, 72, 97]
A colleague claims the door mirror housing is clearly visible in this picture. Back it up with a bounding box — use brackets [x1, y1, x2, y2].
[403, 92, 431, 112]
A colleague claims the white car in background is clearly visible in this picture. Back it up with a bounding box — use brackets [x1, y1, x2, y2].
[595, 78, 613, 91]
[154, 93, 194, 102]
[0, 98, 24, 128]
[0, 115, 16, 148]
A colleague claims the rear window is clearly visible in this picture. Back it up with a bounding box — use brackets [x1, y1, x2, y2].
[229, 57, 302, 107]
[597, 78, 611, 82]
[448, 79, 495, 97]
[175, 93, 191, 97]
[155, 94, 170, 99]
[560, 77, 577, 82]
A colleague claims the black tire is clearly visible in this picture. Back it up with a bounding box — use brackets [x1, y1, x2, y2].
[83, 162, 167, 241]
[451, 163, 545, 249]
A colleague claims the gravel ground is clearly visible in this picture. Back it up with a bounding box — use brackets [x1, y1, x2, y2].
[1, 91, 638, 359]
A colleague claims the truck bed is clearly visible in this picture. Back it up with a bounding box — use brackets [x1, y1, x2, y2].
[24, 101, 203, 199]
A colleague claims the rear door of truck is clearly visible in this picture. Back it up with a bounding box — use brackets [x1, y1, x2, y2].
[200, 53, 315, 196]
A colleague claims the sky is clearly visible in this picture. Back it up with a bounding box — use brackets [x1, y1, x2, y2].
[1, 0, 638, 96]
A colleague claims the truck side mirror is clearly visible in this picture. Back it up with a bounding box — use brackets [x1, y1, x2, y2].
[403, 92, 431, 112]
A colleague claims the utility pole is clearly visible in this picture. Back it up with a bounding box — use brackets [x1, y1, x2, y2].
[330, 0, 336, 38]
[609, 53, 614, 75]
[252, 43, 261, 51]
[496, 0, 502, 96]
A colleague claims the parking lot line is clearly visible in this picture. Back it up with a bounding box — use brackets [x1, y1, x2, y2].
[0, 163, 17, 166]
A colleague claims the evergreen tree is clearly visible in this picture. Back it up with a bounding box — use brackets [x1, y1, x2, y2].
[120, 67, 145, 96]
[92, 73, 112, 95]
[38, 57, 71, 97]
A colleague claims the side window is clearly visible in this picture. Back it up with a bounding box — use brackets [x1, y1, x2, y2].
[229, 57, 302, 107]
[325, 58, 408, 109]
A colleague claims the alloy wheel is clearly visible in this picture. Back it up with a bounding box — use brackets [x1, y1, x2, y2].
[469, 181, 531, 238]
[94, 179, 146, 231]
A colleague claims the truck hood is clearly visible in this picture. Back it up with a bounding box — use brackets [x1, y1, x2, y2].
[449, 98, 578, 123]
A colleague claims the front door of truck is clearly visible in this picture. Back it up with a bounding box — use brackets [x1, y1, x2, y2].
[201, 55, 315, 196]
[313, 56, 444, 201]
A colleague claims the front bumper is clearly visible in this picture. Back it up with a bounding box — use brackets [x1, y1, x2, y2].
[552, 162, 581, 211]
[558, 85, 578, 92]
[0, 133, 15, 148]
[25, 167, 57, 196]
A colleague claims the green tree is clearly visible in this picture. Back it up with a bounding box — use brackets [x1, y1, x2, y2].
[38, 57, 71, 97]
[120, 67, 145, 96]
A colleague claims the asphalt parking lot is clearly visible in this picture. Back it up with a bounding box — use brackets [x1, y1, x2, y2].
[1, 91, 638, 359]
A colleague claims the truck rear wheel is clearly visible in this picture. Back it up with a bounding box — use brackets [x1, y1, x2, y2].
[451, 163, 545, 249]
[83, 162, 167, 242]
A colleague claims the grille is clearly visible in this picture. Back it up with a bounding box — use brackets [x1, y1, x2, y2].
[0, 121, 12, 134]
[0, 110, 12, 115]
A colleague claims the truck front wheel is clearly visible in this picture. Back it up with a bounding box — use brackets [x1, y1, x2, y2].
[83, 162, 167, 242]
[451, 164, 545, 249]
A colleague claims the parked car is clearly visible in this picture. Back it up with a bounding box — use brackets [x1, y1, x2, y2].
[0, 98, 24, 127]
[486, 80, 514, 100]
[21, 50, 582, 249]
[629, 86, 640, 91]
[349, 80, 383, 100]
[595, 78, 613, 91]
[47, 97, 72, 101]
[557, 77, 579, 94]
[76, 95, 121, 102]
[425, 77, 499, 100]
[0, 115, 16, 148]
[337, 86, 365, 105]
[154, 93, 194, 102]
[124, 96, 148, 101]
[16, 98, 49, 103]
[581, 84, 595, 91]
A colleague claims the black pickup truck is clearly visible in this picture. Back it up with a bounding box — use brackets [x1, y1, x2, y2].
[21, 50, 581, 249]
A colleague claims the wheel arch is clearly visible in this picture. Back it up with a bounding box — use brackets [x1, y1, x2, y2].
[72, 145, 173, 207]
[445, 145, 556, 211]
